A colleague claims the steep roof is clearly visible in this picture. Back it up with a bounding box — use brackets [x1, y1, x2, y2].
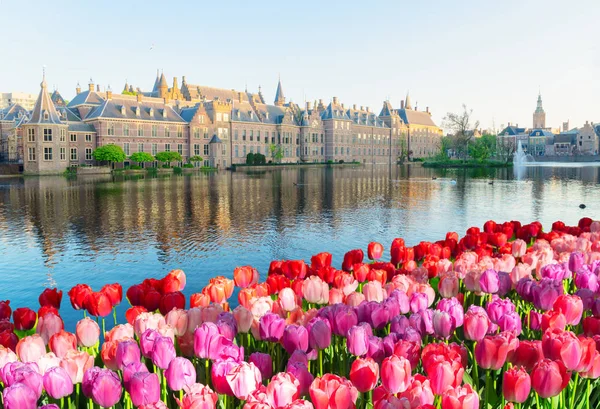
[274, 79, 285, 106]
[499, 126, 527, 136]
[346, 107, 388, 128]
[321, 102, 351, 121]
[28, 76, 63, 125]
[209, 135, 222, 144]
[85, 95, 185, 123]
[529, 129, 553, 137]
[379, 101, 394, 117]
[67, 90, 105, 108]
[51, 90, 66, 107]
[0, 104, 30, 122]
[396, 109, 437, 127]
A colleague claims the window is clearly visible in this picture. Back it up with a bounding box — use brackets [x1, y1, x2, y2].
[60, 147, 66, 160]
[204, 145, 209, 155]
[70, 148, 77, 161]
[218, 128, 228, 140]
[194, 144, 200, 156]
[138, 143, 144, 153]
[85, 134, 92, 142]
[204, 128, 209, 139]
[28, 129, 35, 142]
[243, 146, 246, 156]
[138, 126, 144, 137]
[124, 124, 130, 136]
[250, 130, 254, 141]
[165, 143, 171, 152]
[152, 144, 158, 155]
[234, 130, 238, 140]
[216, 113, 222, 122]
[165, 127, 170, 137]
[242, 130, 246, 141]
[107, 124, 115, 136]
[70, 134, 77, 142]
[124, 143, 130, 155]
[44, 147, 53, 161]
[152, 125, 158, 137]
[177, 127, 183, 138]
[194, 128, 200, 139]
[223, 113, 229, 122]
[60, 129, 66, 142]
[257, 131, 261, 141]
[178, 144, 183, 155]
[235, 146, 239, 157]
[85, 147, 93, 160]
[43, 128, 53, 142]
[28, 147, 36, 161]
[222, 145, 226, 155]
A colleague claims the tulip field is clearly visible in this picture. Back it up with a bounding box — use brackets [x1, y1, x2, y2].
[2, 218, 600, 409]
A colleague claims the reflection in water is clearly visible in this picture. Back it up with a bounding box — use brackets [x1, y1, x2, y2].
[0, 164, 598, 327]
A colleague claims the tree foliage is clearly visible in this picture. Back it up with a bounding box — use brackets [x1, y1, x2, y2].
[155, 151, 182, 164]
[269, 144, 284, 163]
[496, 136, 516, 164]
[189, 155, 203, 163]
[92, 145, 126, 163]
[129, 152, 155, 163]
[443, 104, 480, 159]
[246, 153, 266, 165]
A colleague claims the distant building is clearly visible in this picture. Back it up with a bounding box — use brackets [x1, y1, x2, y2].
[0, 92, 38, 111]
[532, 93, 546, 129]
[4, 73, 444, 173]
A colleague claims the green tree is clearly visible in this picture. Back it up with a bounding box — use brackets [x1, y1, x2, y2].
[269, 144, 284, 163]
[468, 138, 491, 162]
[129, 152, 155, 163]
[155, 151, 183, 166]
[189, 155, 203, 164]
[443, 104, 480, 159]
[246, 152, 255, 165]
[92, 145, 126, 165]
[255, 153, 266, 165]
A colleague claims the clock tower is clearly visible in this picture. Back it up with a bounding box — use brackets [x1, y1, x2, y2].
[533, 93, 546, 129]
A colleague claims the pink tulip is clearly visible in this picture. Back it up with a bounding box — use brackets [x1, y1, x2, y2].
[36, 313, 64, 344]
[116, 339, 141, 370]
[399, 374, 434, 408]
[347, 324, 370, 357]
[60, 350, 94, 384]
[212, 358, 238, 395]
[233, 305, 254, 334]
[0, 345, 17, 371]
[123, 362, 149, 389]
[363, 281, 385, 303]
[43, 366, 74, 399]
[152, 335, 176, 370]
[165, 357, 197, 391]
[16, 334, 46, 363]
[512, 239, 527, 258]
[3, 383, 38, 409]
[3, 362, 43, 396]
[226, 361, 262, 400]
[165, 308, 189, 337]
[441, 384, 479, 409]
[381, 355, 411, 394]
[105, 323, 135, 343]
[303, 276, 329, 305]
[176, 383, 218, 409]
[134, 312, 166, 338]
[279, 288, 298, 312]
[48, 330, 77, 359]
[76, 317, 100, 347]
[90, 368, 122, 407]
[36, 352, 61, 375]
[194, 322, 232, 360]
[128, 371, 160, 407]
[309, 374, 358, 409]
[266, 372, 300, 408]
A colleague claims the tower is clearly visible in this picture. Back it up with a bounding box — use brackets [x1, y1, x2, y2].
[274, 77, 285, 106]
[404, 92, 412, 110]
[533, 93, 546, 129]
[158, 72, 168, 99]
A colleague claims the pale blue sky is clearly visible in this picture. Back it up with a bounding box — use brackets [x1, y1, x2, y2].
[1, 0, 598, 131]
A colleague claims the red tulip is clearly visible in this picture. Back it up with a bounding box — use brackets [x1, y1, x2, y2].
[162, 269, 186, 293]
[311, 252, 332, 271]
[159, 291, 185, 315]
[350, 357, 379, 393]
[0, 300, 11, 320]
[353, 264, 370, 282]
[125, 306, 148, 325]
[13, 308, 36, 331]
[101, 283, 123, 307]
[342, 249, 364, 272]
[38, 305, 59, 318]
[283, 260, 308, 280]
[190, 293, 211, 308]
[85, 292, 112, 317]
[368, 242, 384, 261]
[503, 366, 531, 403]
[575, 336, 597, 373]
[0, 331, 18, 352]
[553, 294, 583, 326]
[475, 333, 518, 370]
[310, 374, 358, 409]
[542, 328, 582, 370]
[39, 288, 62, 309]
[234, 266, 259, 288]
[441, 384, 479, 409]
[583, 317, 600, 336]
[531, 359, 570, 398]
[509, 340, 543, 372]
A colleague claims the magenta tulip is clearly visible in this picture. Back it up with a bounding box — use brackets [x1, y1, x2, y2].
[259, 313, 286, 342]
[249, 352, 273, 381]
[43, 366, 74, 399]
[165, 357, 196, 391]
[116, 339, 141, 370]
[3, 383, 38, 409]
[282, 325, 309, 354]
[152, 336, 176, 370]
[128, 372, 160, 407]
[90, 369, 122, 408]
[380, 355, 411, 394]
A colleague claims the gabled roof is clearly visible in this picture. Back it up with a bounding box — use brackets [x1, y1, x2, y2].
[67, 90, 105, 108]
[51, 90, 66, 107]
[179, 105, 201, 122]
[346, 107, 388, 128]
[499, 125, 527, 136]
[84, 96, 185, 123]
[321, 102, 351, 121]
[209, 135, 222, 144]
[529, 129, 553, 137]
[379, 101, 394, 117]
[395, 108, 437, 127]
[28, 76, 63, 125]
[0, 104, 30, 122]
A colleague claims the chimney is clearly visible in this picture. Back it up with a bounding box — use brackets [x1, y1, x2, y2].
[341, 103, 345, 109]
[366, 107, 370, 113]
[137, 93, 143, 102]
[182, 76, 186, 84]
[76, 83, 81, 95]
[353, 104, 357, 110]
[96, 84, 100, 92]
[306, 101, 311, 110]
[333, 96, 338, 104]
[508, 122, 511, 126]
[238, 92, 243, 102]
[401, 100, 405, 109]
[106, 86, 113, 100]
[360, 106, 363, 111]
[88, 79, 94, 92]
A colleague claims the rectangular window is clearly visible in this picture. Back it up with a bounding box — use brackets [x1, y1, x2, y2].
[165, 143, 171, 152]
[250, 130, 254, 141]
[165, 127, 170, 137]
[70, 133, 77, 142]
[216, 113, 222, 122]
[124, 124, 130, 136]
[85, 147, 93, 160]
[177, 127, 183, 138]
[178, 144, 183, 155]
[70, 148, 77, 161]
[194, 128, 200, 139]
[59, 147, 66, 160]
[60, 129, 66, 142]
[242, 130, 246, 141]
[235, 145, 239, 157]
[107, 124, 115, 136]
[151, 144, 158, 155]
[138, 126, 144, 137]
[257, 131, 261, 142]
[138, 143, 144, 153]
[44, 147, 53, 161]
[204, 128, 209, 139]
[223, 113, 229, 122]
[28, 147, 35, 161]
[43, 128, 53, 142]
[243, 145, 246, 156]
[28, 129, 35, 142]
[124, 143, 130, 155]
[234, 130, 238, 140]
[194, 144, 200, 156]
[204, 145, 209, 155]
[85, 134, 92, 142]
[218, 128, 228, 140]
[152, 125, 158, 137]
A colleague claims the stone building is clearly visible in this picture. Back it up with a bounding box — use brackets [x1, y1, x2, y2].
[0, 92, 38, 110]
[533, 93, 546, 129]
[5, 73, 444, 173]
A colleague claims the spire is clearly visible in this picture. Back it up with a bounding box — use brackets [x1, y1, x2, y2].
[405, 91, 412, 110]
[158, 72, 168, 98]
[123, 79, 129, 92]
[535, 92, 544, 113]
[29, 72, 62, 124]
[274, 77, 285, 106]
[152, 69, 160, 93]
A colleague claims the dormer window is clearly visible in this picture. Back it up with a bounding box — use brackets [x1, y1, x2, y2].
[249, 111, 253, 119]
[43, 111, 49, 121]
[149, 108, 154, 117]
[135, 107, 140, 117]
[162, 109, 167, 118]
[265, 111, 269, 120]
[237, 111, 241, 119]
[120, 106, 126, 116]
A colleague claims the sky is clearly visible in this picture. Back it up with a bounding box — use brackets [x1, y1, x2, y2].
[1, 0, 599, 131]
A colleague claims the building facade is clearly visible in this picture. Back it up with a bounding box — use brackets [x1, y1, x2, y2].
[0, 92, 38, 111]
[7, 73, 443, 173]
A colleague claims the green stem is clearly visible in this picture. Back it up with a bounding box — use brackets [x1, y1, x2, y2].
[571, 372, 579, 409]
[485, 369, 491, 409]
[586, 379, 591, 409]
[113, 307, 118, 326]
[319, 348, 323, 377]
[205, 358, 210, 387]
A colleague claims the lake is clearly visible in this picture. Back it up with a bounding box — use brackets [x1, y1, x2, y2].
[1, 163, 599, 328]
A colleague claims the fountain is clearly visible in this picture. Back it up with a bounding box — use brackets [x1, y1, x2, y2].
[513, 140, 535, 166]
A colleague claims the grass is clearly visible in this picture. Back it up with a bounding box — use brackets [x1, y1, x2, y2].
[422, 159, 512, 168]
